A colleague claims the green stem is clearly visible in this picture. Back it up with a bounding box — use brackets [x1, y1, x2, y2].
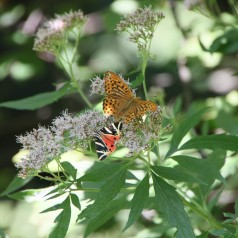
[141, 52, 149, 100]
[68, 62, 93, 109]
[58, 32, 93, 109]
[140, 38, 152, 100]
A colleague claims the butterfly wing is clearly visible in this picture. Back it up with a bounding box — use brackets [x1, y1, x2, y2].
[103, 72, 134, 119]
[122, 98, 158, 123]
[94, 122, 122, 160]
[94, 135, 110, 161]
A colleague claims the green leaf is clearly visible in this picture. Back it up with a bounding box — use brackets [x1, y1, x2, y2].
[8, 189, 38, 200]
[61, 161, 77, 180]
[49, 196, 71, 238]
[84, 198, 127, 238]
[172, 150, 226, 195]
[152, 173, 195, 238]
[0, 83, 73, 110]
[173, 96, 182, 116]
[123, 173, 149, 231]
[70, 193, 81, 210]
[0, 175, 31, 197]
[79, 161, 127, 182]
[223, 212, 236, 219]
[78, 165, 127, 221]
[131, 73, 144, 88]
[216, 110, 238, 135]
[41, 203, 66, 214]
[152, 166, 207, 184]
[179, 134, 238, 152]
[165, 107, 208, 158]
[0, 227, 6, 238]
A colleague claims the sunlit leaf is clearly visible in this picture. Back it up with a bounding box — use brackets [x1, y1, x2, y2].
[152, 173, 195, 238]
[70, 193, 81, 211]
[8, 189, 38, 200]
[77, 165, 127, 221]
[61, 161, 77, 180]
[0, 175, 31, 197]
[152, 166, 206, 184]
[179, 134, 238, 152]
[49, 196, 71, 238]
[123, 173, 149, 231]
[78, 161, 127, 182]
[165, 107, 208, 158]
[84, 198, 127, 238]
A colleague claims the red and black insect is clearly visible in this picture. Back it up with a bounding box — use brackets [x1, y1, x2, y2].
[94, 122, 122, 160]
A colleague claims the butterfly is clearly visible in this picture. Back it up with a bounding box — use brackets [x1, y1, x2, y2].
[103, 71, 158, 123]
[94, 122, 122, 160]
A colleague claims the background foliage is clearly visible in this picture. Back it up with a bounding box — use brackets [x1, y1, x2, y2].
[1, 0, 238, 238]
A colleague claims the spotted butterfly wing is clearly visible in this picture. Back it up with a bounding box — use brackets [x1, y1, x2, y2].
[103, 71, 157, 123]
[94, 122, 122, 160]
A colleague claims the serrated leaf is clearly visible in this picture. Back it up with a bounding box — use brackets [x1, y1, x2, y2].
[49, 196, 71, 238]
[61, 161, 77, 180]
[172, 149, 226, 194]
[0, 175, 31, 197]
[8, 189, 38, 200]
[165, 107, 208, 158]
[152, 173, 195, 238]
[78, 161, 126, 182]
[84, 198, 127, 238]
[152, 166, 206, 184]
[0, 83, 73, 110]
[78, 165, 127, 221]
[123, 173, 149, 231]
[70, 193, 81, 210]
[179, 134, 238, 152]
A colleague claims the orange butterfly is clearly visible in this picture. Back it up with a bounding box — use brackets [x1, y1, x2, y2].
[103, 71, 157, 123]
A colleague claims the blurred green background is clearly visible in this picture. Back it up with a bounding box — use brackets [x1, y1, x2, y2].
[1, 0, 238, 237]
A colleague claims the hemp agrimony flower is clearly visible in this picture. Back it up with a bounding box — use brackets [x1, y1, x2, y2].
[33, 10, 87, 54]
[16, 110, 107, 178]
[120, 107, 165, 155]
[116, 7, 165, 52]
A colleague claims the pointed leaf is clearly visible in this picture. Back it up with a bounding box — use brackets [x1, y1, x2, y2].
[49, 196, 71, 238]
[152, 173, 195, 238]
[78, 165, 127, 221]
[131, 73, 144, 88]
[179, 134, 238, 152]
[152, 166, 206, 184]
[123, 173, 149, 231]
[165, 107, 208, 158]
[0, 175, 31, 197]
[84, 198, 127, 238]
[172, 149, 226, 192]
[79, 161, 126, 182]
[70, 193, 81, 210]
[61, 161, 77, 180]
[8, 189, 38, 200]
[0, 83, 73, 110]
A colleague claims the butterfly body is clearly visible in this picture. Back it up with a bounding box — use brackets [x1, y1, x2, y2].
[94, 122, 122, 160]
[103, 71, 157, 123]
